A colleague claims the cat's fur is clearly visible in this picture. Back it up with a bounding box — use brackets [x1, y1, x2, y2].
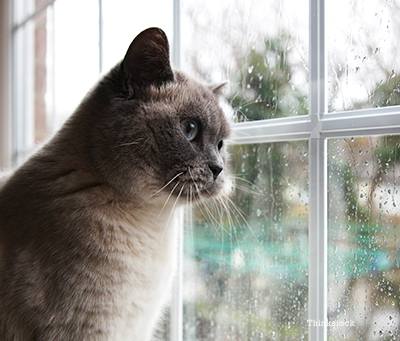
[0, 28, 229, 340]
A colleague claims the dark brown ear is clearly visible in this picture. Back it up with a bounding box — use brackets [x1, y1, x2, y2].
[122, 28, 174, 91]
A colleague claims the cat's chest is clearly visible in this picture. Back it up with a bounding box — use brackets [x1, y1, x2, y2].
[73, 210, 179, 339]
[98, 213, 179, 339]
[97, 209, 179, 303]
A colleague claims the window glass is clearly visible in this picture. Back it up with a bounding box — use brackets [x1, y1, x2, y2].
[181, 0, 309, 121]
[328, 135, 400, 339]
[12, 0, 100, 165]
[183, 141, 309, 339]
[327, 0, 400, 112]
[52, 0, 99, 129]
[101, 0, 173, 72]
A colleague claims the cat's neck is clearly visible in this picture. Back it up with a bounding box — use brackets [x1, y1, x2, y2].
[94, 193, 181, 239]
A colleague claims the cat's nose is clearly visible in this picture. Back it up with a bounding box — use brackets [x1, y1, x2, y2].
[208, 162, 223, 180]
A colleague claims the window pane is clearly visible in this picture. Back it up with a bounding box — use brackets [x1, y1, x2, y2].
[53, 0, 99, 129]
[328, 135, 400, 339]
[327, 0, 400, 112]
[12, 0, 100, 164]
[183, 141, 309, 340]
[101, 0, 173, 72]
[181, 0, 309, 121]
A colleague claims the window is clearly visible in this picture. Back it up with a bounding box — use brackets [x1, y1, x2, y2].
[8, 0, 174, 166]
[1, 0, 400, 340]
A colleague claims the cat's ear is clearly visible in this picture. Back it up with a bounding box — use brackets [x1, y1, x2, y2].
[122, 27, 174, 91]
[209, 81, 228, 97]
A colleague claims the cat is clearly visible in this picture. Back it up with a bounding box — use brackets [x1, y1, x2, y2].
[0, 27, 230, 340]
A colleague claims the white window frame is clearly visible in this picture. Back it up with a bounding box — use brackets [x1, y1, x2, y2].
[2, 0, 400, 340]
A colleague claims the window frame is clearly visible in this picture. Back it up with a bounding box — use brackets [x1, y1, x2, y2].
[0, 0, 12, 169]
[3, 0, 400, 340]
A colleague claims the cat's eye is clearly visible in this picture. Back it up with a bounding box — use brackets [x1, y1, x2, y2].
[181, 120, 199, 141]
[218, 140, 223, 150]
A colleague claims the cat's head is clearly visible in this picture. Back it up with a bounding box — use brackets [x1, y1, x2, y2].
[88, 28, 230, 206]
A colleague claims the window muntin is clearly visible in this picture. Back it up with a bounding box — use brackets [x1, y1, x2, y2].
[181, 0, 309, 121]
[328, 135, 400, 339]
[327, 0, 400, 112]
[13, 0, 49, 26]
[13, 7, 48, 165]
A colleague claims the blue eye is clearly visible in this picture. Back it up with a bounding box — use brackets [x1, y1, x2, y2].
[181, 120, 199, 141]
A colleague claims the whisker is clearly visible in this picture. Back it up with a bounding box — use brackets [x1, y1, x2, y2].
[223, 194, 262, 245]
[187, 168, 200, 197]
[136, 172, 184, 208]
[220, 196, 245, 256]
[197, 188, 229, 236]
[215, 196, 234, 239]
[162, 184, 185, 240]
[229, 175, 264, 194]
[234, 184, 265, 196]
[210, 196, 237, 257]
[189, 185, 195, 254]
[204, 199, 229, 234]
[158, 181, 181, 220]
[194, 199, 223, 239]
[188, 167, 225, 238]
[112, 138, 144, 148]
[216, 194, 241, 246]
